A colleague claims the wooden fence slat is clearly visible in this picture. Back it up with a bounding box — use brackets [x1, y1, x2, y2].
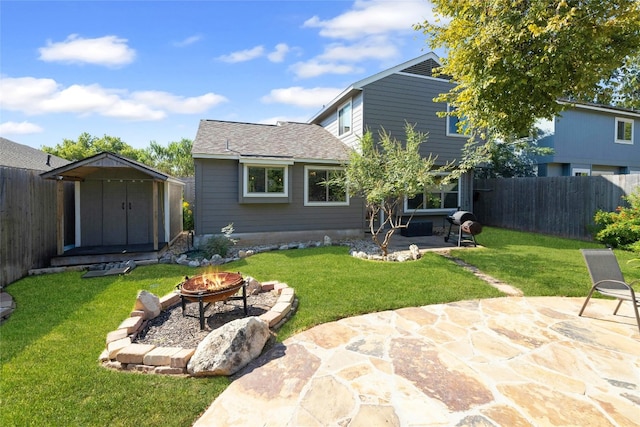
[474, 175, 640, 241]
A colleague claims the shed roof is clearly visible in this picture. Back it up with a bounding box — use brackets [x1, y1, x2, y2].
[192, 120, 352, 162]
[40, 151, 183, 184]
[0, 137, 70, 171]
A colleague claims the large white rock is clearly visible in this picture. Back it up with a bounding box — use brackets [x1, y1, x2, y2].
[187, 317, 270, 376]
[134, 290, 161, 319]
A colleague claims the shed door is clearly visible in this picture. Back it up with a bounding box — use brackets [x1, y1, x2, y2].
[102, 181, 152, 245]
[126, 181, 152, 245]
[102, 181, 128, 245]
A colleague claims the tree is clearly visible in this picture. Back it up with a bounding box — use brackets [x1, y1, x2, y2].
[415, 0, 640, 141]
[469, 132, 554, 178]
[42, 133, 149, 163]
[144, 138, 194, 177]
[335, 123, 442, 256]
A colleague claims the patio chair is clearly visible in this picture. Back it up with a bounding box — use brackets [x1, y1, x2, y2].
[580, 249, 640, 333]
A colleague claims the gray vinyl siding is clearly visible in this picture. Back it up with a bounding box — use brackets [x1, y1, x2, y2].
[318, 93, 363, 150]
[194, 158, 364, 235]
[538, 109, 640, 172]
[361, 74, 468, 165]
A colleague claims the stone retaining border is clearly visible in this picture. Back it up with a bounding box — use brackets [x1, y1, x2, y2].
[99, 280, 296, 376]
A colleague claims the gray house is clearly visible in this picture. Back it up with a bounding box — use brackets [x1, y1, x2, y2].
[41, 152, 184, 266]
[536, 101, 640, 176]
[309, 52, 475, 224]
[191, 120, 364, 245]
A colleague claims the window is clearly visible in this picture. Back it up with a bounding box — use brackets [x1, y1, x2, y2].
[338, 101, 352, 136]
[615, 117, 634, 144]
[446, 104, 468, 137]
[243, 164, 288, 197]
[405, 175, 459, 212]
[304, 166, 348, 206]
[572, 168, 590, 176]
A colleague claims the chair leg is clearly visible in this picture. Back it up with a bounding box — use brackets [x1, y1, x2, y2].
[579, 287, 597, 316]
[613, 299, 624, 315]
[632, 303, 640, 334]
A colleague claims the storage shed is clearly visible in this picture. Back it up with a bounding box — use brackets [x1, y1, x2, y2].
[41, 152, 185, 266]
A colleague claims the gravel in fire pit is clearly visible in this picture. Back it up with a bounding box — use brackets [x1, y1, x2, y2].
[135, 290, 278, 349]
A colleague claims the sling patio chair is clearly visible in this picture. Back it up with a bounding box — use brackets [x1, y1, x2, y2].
[580, 249, 640, 333]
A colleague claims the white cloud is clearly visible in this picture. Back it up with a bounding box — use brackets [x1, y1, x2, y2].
[261, 86, 343, 108]
[38, 34, 136, 67]
[304, 0, 438, 40]
[267, 43, 291, 63]
[217, 45, 265, 63]
[289, 60, 363, 79]
[131, 91, 228, 114]
[318, 37, 399, 62]
[173, 35, 203, 47]
[0, 121, 43, 135]
[0, 76, 227, 121]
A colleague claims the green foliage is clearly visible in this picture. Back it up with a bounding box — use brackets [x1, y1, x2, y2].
[145, 138, 194, 177]
[42, 133, 194, 177]
[203, 223, 238, 258]
[334, 123, 443, 255]
[42, 132, 150, 162]
[415, 0, 640, 140]
[182, 201, 194, 231]
[471, 133, 554, 178]
[593, 187, 640, 250]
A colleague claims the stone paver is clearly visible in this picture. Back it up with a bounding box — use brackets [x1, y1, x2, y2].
[195, 297, 640, 426]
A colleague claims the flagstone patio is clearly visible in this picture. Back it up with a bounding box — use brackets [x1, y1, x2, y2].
[195, 296, 639, 426]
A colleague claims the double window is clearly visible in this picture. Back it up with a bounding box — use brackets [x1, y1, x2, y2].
[338, 101, 352, 136]
[304, 166, 348, 206]
[405, 175, 459, 212]
[615, 117, 634, 144]
[243, 163, 288, 198]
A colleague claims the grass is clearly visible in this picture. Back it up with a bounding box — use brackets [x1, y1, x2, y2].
[2, 227, 638, 425]
[451, 227, 640, 296]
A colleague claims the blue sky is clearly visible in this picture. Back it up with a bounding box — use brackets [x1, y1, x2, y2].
[1, 0, 441, 150]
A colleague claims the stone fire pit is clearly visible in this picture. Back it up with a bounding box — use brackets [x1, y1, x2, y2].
[100, 278, 296, 376]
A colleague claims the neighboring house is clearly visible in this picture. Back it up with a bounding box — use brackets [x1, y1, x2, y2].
[309, 52, 475, 224]
[536, 101, 640, 176]
[191, 120, 364, 245]
[0, 137, 69, 170]
[41, 152, 185, 266]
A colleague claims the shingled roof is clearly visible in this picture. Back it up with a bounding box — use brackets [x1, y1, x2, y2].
[0, 137, 70, 171]
[192, 120, 352, 162]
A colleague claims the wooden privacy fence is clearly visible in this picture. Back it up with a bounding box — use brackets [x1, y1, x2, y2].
[473, 174, 640, 241]
[0, 167, 73, 288]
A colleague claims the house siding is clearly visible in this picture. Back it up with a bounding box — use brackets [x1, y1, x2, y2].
[538, 107, 640, 175]
[194, 158, 364, 239]
[362, 74, 467, 164]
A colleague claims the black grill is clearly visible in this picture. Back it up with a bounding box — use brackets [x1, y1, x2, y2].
[445, 210, 482, 246]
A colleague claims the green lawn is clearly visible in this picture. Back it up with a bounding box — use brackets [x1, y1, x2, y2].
[1, 227, 637, 426]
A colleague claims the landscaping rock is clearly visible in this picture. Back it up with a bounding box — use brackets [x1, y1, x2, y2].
[245, 276, 261, 295]
[409, 244, 421, 260]
[135, 290, 161, 319]
[187, 317, 270, 376]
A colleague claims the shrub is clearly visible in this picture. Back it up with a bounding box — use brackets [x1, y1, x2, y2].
[182, 201, 194, 231]
[203, 223, 238, 258]
[593, 187, 640, 250]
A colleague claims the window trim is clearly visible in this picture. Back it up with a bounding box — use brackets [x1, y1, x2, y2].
[403, 174, 460, 213]
[242, 163, 289, 198]
[337, 99, 353, 136]
[446, 104, 468, 138]
[615, 117, 634, 144]
[304, 165, 349, 206]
